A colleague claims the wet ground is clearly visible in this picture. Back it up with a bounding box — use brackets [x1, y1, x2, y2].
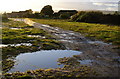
[10, 18, 120, 77]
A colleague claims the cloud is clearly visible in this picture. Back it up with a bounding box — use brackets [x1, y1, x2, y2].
[0, 0, 119, 13]
[92, 2, 118, 7]
[90, 0, 119, 2]
[54, 0, 91, 2]
[52, 2, 96, 11]
[91, 2, 118, 11]
[106, 7, 117, 11]
[52, 2, 118, 11]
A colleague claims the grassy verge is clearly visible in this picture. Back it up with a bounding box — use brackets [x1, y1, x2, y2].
[31, 19, 120, 49]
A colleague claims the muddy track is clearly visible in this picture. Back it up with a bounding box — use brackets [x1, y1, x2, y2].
[10, 18, 120, 77]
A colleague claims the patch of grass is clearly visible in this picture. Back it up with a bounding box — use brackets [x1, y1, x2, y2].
[2, 28, 34, 44]
[2, 20, 29, 28]
[2, 27, 47, 44]
[4, 66, 98, 79]
[17, 75, 33, 79]
[2, 58, 15, 73]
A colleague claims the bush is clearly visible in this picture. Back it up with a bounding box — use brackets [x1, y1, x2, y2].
[71, 11, 120, 25]
[40, 5, 54, 17]
[71, 11, 103, 23]
[100, 14, 120, 25]
[80, 11, 102, 23]
[70, 11, 86, 21]
[59, 13, 71, 19]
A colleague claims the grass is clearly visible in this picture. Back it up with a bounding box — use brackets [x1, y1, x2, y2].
[2, 27, 47, 44]
[31, 19, 120, 48]
[4, 65, 98, 78]
[2, 20, 29, 28]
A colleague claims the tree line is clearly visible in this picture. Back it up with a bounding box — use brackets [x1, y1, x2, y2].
[28, 5, 120, 25]
[2, 5, 120, 25]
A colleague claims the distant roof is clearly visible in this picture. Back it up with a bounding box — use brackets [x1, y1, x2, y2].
[11, 9, 33, 13]
[12, 12, 19, 13]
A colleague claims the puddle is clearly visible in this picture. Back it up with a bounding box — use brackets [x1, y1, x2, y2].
[60, 34, 67, 36]
[112, 56, 120, 62]
[42, 25, 50, 27]
[1, 43, 32, 47]
[55, 28, 59, 31]
[79, 60, 93, 65]
[8, 43, 32, 47]
[27, 35, 46, 38]
[10, 28, 21, 30]
[8, 50, 82, 72]
[9, 18, 25, 22]
[65, 37, 76, 39]
[69, 33, 75, 35]
[59, 40, 74, 43]
[0, 44, 8, 48]
[87, 41, 112, 45]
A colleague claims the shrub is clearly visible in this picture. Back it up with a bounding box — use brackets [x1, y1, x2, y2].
[70, 11, 86, 21]
[71, 11, 103, 23]
[71, 11, 120, 25]
[100, 14, 120, 25]
[59, 13, 70, 19]
[79, 11, 103, 23]
[40, 5, 54, 17]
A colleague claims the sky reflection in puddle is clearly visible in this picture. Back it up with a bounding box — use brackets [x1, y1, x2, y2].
[8, 50, 82, 72]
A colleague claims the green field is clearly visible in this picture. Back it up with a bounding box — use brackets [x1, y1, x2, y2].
[32, 19, 120, 49]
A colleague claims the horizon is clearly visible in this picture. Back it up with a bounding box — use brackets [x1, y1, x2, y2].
[1, 9, 118, 14]
[0, 0, 120, 13]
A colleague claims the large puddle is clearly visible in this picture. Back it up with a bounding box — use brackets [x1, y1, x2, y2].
[8, 50, 82, 72]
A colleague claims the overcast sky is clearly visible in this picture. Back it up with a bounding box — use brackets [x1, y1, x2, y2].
[0, 0, 119, 13]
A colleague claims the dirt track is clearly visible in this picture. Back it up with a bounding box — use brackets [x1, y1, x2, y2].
[10, 18, 120, 77]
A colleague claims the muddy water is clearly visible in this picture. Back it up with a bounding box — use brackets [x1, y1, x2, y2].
[11, 18, 120, 77]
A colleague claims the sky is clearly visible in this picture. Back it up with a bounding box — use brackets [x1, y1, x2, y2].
[0, 0, 120, 13]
